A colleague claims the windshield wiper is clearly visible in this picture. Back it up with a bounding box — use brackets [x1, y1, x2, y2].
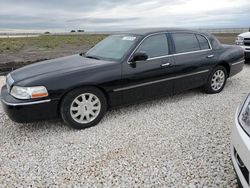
[84, 55, 100, 60]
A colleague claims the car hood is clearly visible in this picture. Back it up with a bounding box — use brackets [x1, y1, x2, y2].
[10, 54, 114, 82]
[239, 32, 250, 38]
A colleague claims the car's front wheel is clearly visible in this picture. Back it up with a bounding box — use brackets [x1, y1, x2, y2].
[203, 66, 227, 94]
[60, 87, 107, 129]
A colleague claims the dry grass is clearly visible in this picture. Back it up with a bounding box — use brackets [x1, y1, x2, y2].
[0, 34, 107, 53]
[0, 33, 238, 53]
[213, 33, 238, 45]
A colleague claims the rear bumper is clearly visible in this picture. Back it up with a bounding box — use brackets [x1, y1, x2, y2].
[231, 109, 250, 188]
[230, 60, 244, 77]
[1, 85, 59, 123]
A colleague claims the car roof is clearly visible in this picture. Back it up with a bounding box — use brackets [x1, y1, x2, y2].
[121, 28, 198, 36]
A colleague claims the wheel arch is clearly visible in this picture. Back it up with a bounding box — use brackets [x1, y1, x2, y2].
[217, 61, 231, 77]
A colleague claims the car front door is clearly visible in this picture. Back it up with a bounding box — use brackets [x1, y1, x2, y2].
[170, 32, 215, 93]
[117, 33, 176, 104]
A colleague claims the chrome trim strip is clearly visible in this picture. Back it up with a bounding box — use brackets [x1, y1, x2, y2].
[6, 74, 14, 93]
[113, 69, 209, 92]
[1, 99, 51, 106]
[232, 60, 245, 66]
[6, 74, 14, 85]
[173, 49, 212, 56]
[148, 54, 173, 61]
[127, 31, 213, 63]
[136, 48, 212, 61]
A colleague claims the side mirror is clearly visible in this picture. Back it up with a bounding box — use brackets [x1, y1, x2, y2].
[130, 52, 148, 63]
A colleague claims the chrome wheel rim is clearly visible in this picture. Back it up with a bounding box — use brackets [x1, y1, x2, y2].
[211, 70, 225, 91]
[70, 93, 101, 124]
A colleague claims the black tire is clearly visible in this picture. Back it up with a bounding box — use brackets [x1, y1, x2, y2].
[203, 66, 228, 94]
[60, 87, 107, 129]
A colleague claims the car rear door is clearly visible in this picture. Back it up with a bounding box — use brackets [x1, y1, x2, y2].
[170, 32, 215, 93]
[117, 33, 175, 104]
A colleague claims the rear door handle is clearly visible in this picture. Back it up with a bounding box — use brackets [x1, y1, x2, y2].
[207, 54, 214, 58]
[161, 62, 171, 67]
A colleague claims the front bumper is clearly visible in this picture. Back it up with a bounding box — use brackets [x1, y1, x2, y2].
[1, 85, 59, 123]
[231, 109, 250, 188]
[245, 52, 250, 60]
[229, 60, 245, 77]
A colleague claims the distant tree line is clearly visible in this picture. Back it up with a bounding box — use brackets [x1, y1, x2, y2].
[71, 30, 85, 33]
[43, 30, 85, 34]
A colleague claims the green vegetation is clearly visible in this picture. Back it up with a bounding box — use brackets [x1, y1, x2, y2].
[0, 34, 107, 53]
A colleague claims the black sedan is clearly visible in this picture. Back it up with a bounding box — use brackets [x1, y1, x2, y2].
[1, 28, 245, 129]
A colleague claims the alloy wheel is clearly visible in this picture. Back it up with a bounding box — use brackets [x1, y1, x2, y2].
[70, 93, 101, 124]
[211, 70, 225, 91]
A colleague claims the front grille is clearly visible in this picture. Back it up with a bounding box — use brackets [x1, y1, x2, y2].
[234, 148, 249, 185]
[244, 39, 250, 46]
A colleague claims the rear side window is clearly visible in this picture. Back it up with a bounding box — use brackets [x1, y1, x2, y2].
[136, 34, 169, 58]
[196, 34, 210, 50]
[172, 33, 200, 53]
[209, 35, 221, 50]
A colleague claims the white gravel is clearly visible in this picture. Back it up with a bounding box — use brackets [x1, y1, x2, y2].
[1, 65, 250, 187]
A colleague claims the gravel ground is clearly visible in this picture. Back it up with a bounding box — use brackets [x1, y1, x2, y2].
[0, 65, 250, 187]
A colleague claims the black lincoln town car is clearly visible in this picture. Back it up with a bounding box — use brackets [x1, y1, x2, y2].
[1, 28, 244, 129]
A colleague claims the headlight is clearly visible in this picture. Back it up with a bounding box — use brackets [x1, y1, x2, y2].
[239, 94, 250, 136]
[10, 86, 48, 100]
[236, 36, 244, 45]
[237, 36, 244, 41]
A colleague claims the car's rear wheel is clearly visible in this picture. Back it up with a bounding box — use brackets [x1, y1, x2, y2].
[60, 87, 107, 129]
[203, 66, 227, 94]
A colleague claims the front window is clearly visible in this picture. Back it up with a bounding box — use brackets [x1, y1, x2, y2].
[85, 34, 139, 61]
[135, 34, 169, 58]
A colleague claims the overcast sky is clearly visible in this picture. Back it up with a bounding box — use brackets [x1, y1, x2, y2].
[0, 0, 250, 32]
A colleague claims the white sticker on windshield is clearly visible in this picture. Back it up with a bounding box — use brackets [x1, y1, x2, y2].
[122, 36, 136, 41]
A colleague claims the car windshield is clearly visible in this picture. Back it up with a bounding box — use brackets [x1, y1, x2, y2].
[85, 34, 138, 61]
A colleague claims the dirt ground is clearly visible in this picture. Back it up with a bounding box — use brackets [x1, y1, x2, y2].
[213, 33, 238, 45]
[0, 45, 87, 75]
[0, 33, 238, 75]
[0, 34, 106, 75]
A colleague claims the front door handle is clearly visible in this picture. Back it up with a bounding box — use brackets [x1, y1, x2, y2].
[207, 54, 214, 58]
[161, 62, 171, 67]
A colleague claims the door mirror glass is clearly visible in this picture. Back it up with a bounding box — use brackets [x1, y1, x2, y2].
[130, 52, 148, 62]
